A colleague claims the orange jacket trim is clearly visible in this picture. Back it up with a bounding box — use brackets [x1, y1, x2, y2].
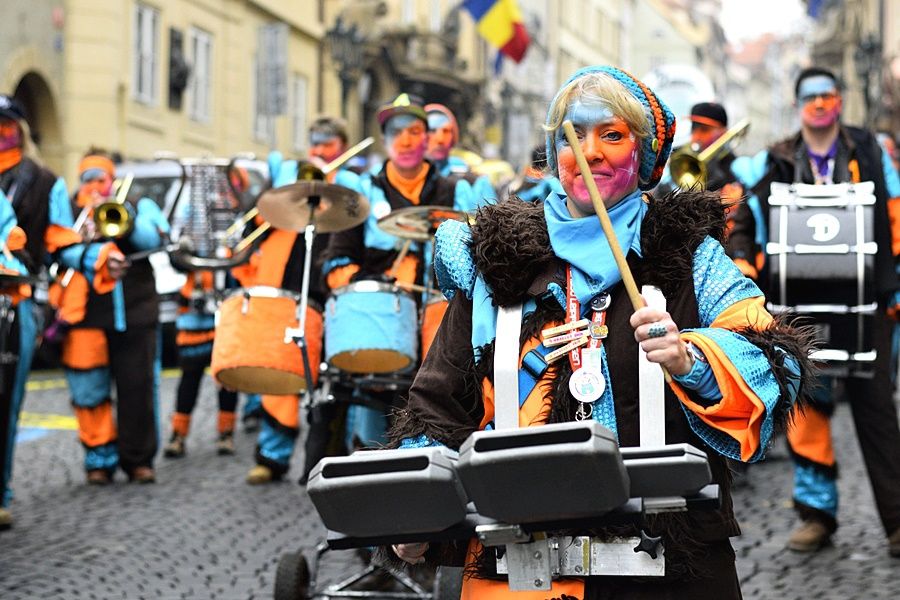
[670, 331, 768, 462]
[327, 263, 361, 290]
[62, 327, 109, 370]
[73, 401, 117, 448]
[44, 224, 82, 253]
[787, 405, 835, 467]
[92, 242, 120, 294]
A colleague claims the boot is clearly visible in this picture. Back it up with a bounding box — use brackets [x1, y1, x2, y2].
[216, 431, 235, 456]
[786, 519, 832, 552]
[0, 507, 11, 530]
[129, 466, 156, 484]
[163, 432, 186, 458]
[86, 469, 113, 485]
[246, 464, 277, 485]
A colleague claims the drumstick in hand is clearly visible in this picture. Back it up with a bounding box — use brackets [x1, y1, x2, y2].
[561, 120, 671, 382]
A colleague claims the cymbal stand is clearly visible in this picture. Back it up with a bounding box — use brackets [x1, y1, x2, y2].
[284, 200, 318, 409]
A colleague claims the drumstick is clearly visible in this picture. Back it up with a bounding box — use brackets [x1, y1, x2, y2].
[387, 239, 413, 280]
[560, 120, 671, 382]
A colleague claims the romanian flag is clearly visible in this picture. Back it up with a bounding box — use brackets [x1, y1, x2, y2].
[463, 0, 530, 63]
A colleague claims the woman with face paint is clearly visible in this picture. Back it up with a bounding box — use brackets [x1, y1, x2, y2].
[387, 67, 814, 598]
[730, 67, 900, 557]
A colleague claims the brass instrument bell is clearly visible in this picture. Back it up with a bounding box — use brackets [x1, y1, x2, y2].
[669, 118, 750, 189]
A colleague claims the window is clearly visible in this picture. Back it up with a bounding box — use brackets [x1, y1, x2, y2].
[402, 0, 415, 25]
[430, 0, 442, 32]
[292, 74, 309, 153]
[188, 27, 212, 122]
[253, 57, 274, 142]
[133, 3, 159, 104]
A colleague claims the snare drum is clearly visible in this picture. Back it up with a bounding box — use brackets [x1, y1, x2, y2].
[325, 281, 417, 373]
[211, 286, 323, 395]
[421, 294, 449, 359]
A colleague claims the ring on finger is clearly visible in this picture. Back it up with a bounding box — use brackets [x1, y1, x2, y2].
[647, 322, 667, 339]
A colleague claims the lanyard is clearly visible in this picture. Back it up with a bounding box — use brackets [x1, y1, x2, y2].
[566, 265, 606, 371]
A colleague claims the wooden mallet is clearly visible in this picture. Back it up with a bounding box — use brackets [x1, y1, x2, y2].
[560, 120, 671, 382]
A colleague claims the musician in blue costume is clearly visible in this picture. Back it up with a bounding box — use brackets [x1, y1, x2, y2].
[0, 96, 129, 526]
[730, 67, 900, 556]
[239, 125, 363, 485]
[424, 103, 497, 206]
[322, 94, 481, 452]
[61, 150, 170, 485]
[389, 66, 815, 598]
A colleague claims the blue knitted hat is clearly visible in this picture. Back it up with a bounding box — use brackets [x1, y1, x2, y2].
[545, 66, 676, 191]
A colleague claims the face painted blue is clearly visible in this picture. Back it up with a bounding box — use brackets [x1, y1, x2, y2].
[554, 101, 617, 150]
[384, 114, 422, 145]
[310, 131, 338, 146]
[798, 76, 837, 104]
[427, 113, 451, 131]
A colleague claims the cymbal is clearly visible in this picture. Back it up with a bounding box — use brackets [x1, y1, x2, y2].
[376, 206, 468, 241]
[256, 181, 370, 233]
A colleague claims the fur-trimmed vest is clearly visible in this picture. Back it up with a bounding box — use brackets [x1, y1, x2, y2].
[390, 190, 814, 579]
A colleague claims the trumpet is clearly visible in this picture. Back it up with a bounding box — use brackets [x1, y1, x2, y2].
[668, 118, 750, 190]
[93, 174, 136, 239]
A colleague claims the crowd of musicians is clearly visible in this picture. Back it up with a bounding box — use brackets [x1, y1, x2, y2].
[1, 61, 900, 597]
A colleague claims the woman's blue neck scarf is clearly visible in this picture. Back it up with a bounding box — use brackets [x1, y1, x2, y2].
[544, 189, 646, 311]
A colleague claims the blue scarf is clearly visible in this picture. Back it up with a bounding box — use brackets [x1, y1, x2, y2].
[544, 189, 646, 311]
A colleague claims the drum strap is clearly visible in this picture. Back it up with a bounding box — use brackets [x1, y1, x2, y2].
[639, 285, 667, 447]
[494, 304, 523, 430]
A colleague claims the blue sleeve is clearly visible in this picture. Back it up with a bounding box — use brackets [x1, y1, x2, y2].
[731, 150, 770, 190]
[126, 198, 168, 250]
[672, 352, 721, 402]
[434, 219, 476, 299]
[881, 147, 900, 198]
[267, 151, 284, 186]
[678, 237, 788, 462]
[452, 178, 477, 212]
[472, 175, 497, 208]
[398, 434, 444, 449]
[57, 242, 107, 280]
[47, 178, 74, 228]
[0, 191, 28, 275]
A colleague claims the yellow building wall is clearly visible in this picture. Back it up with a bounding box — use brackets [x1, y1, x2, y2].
[60, 0, 322, 183]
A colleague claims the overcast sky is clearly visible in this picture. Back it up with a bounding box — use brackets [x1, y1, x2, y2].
[720, 0, 809, 43]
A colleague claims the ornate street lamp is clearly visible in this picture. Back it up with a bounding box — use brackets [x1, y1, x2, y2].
[325, 17, 366, 118]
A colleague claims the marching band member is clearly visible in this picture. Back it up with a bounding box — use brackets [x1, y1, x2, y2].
[424, 103, 497, 205]
[389, 66, 813, 597]
[58, 150, 169, 485]
[322, 94, 478, 452]
[731, 67, 900, 556]
[0, 99, 127, 526]
[236, 125, 360, 485]
[162, 270, 240, 458]
[0, 189, 32, 530]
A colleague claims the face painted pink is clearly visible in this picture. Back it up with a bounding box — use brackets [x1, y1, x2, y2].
[555, 103, 640, 217]
[798, 76, 842, 129]
[385, 114, 428, 171]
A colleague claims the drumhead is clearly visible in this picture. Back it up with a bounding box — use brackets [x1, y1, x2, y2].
[224, 286, 323, 312]
[331, 280, 414, 298]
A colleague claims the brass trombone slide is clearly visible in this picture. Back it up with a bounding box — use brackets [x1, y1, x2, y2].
[668, 118, 750, 190]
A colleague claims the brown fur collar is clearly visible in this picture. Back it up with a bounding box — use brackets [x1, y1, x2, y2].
[469, 190, 727, 306]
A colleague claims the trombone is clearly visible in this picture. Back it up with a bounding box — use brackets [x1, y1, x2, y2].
[668, 118, 750, 190]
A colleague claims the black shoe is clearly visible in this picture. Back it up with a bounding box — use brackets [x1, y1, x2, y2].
[242, 415, 261, 433]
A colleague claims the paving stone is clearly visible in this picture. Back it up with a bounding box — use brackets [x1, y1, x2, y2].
[2, 371, 900, 597]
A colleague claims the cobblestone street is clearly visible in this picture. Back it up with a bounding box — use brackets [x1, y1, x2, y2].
[0, 370, 897, 599]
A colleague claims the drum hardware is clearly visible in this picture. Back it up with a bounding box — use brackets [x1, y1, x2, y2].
[375, 206, 468, 242]
[668, 118, 750, 190]
[154, 153, 257, 270]
[253, 181, 369, 235]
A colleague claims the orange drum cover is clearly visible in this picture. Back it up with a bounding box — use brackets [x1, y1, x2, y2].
[212, 292, 323, 395]
[421, 298, 449, 359]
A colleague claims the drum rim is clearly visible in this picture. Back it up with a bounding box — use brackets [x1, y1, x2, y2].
[224, 286, 323, 312]
[330, 280, 415, 298]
